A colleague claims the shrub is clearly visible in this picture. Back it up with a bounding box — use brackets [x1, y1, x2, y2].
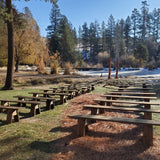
[97, 51, 109, 67]
[0, 59, 7, 67]
[63, 62, 73, 75]
[50, 52, 60, 75]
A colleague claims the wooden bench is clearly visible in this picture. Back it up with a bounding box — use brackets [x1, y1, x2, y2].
[117, 87, 153, 91]
[94, 99, 160, 110]
[41, 88, 79, 98]
[28, 92, 71, 104]
[101, 95, 157, 102]
[94, 98, 160, 120]
[13, 95, 55, 110]
[0, 99, 41, 116]
[83, 104, 160, 120]
[107, 91, 156, 96]
[0, 105, 23, 123]
[68, 114, 160, 146]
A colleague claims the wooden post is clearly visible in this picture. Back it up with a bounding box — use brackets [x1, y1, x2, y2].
[115, 59, 119, 79]
[77, 119, 87, 136]
[143, 124, 153, 146]
[108, 58, 111, 79]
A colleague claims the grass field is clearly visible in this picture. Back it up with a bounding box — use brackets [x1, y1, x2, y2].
[0, 82, 160, 160]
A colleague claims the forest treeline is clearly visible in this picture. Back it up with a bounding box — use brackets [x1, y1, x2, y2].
[1, 0, 160, 73]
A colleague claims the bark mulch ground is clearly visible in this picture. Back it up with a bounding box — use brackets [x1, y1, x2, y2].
[51, 93, 160, 160]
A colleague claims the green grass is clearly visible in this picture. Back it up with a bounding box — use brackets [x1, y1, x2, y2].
[0, 86, 70, 160]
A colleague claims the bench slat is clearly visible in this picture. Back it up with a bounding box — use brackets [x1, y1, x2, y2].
[108, 92, 156, 95]
[94, 99, 160, 105]
[69, 114, 160, 126]
[83, 104, 160, 113]
[101, 95, 157, 100]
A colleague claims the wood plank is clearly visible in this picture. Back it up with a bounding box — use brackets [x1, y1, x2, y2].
[0, 106, 22, 110]
[101, 95, 157, 100]
[0, 99, 41, 104]
[68, 114, 160, 126]
[13, 95, 55, 100]
[94, 99, 160, 105]
[28, 92, 70, 96]
[83, 104, 160, 113]
[117, 87, 153, 90]
[108, 92, 156, 95]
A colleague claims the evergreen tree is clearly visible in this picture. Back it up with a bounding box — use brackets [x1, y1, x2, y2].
[131, 8, 140, 49]
[59, 15, 76, 63]
[89, 21, 100, 63]
[101, 21, 107, 52]
[134, 43, 149, 66]
[139, 0, 150, 41]
[81, 22, 89, 60]
[124, 16, 131, 53]
[77, 26, 82, 52]
[47, 3, 61, 54]
[106, 14, 115, 58]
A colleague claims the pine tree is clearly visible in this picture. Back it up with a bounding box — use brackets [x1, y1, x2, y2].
[139, 0, 150, 41]
[81, 22, 89, 60]
[101, 21, 107, 52]
[124, 16, 131, 53]
[47, 3, 61, 54]
[59, 15, 76, 63]
[106, 14, 115, 58]
[131, 8, 140, 49]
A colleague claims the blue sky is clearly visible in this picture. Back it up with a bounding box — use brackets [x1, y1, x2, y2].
[13, 0, 160, 37]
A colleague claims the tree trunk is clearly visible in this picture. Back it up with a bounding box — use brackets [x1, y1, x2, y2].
[15, 58, 19, 72]
[3, 0, 14, 90]
[115, 59, 119, 79]
[108, 58, 111, 79]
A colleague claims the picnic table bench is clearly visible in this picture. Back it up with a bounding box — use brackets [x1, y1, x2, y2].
[28, 92, 71, 104]
[13, 95, 55, 110]
[0, 99, 41, 116]
[0, 105, 22, 123]
[68, 114, 160, 146]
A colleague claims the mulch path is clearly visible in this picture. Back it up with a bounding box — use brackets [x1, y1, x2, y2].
[51, 93, 160, 160]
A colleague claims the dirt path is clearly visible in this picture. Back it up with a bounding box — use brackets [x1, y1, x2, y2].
[51, 93, 160, 160]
